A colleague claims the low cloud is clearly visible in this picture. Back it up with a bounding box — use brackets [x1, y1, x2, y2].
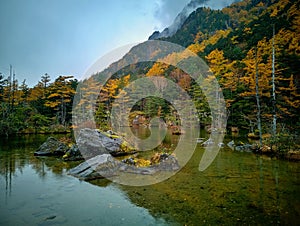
[154, 0, 190, 29]
[154, 0, 240, 30]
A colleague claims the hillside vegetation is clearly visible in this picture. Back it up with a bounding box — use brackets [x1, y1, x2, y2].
[1, 0, 299, 152]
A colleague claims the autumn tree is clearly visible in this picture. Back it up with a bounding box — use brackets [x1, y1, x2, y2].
[206, 49, 238, 105]
[100, 78, 120, 109]
[19, 79, 29, 104]
[45, 75, 76, 126]
[239, 39, 272, 131]
[74, 77, 100, 120]
[41, 73, 51, 98]
[146, 63, 168, 77]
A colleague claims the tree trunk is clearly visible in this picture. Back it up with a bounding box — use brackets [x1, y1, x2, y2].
[255, 48, 263, 146]
[271, 24, 276, 137]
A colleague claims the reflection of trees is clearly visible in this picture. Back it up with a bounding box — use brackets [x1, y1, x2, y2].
[1, 154, 13, 197]
[0, 135, 76, 195]
[114, 146, 298, 225]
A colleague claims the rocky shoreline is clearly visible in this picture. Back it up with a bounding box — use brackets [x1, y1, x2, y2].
[34, 128, 300, 181]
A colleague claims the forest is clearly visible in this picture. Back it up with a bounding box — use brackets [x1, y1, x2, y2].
[0, 73, 77, 135]
[0, 0, 299, 153]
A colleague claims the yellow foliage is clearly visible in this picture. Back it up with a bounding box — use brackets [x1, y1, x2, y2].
[256, 2, 264, 7]
[241, 38, 273, 98]
[44, 102, 59, 108]
[270, 7, 279, 17]
[146, 62, 168, 76]
[27, 84, 44, 102]
[122, 74, 130, 86]
[222, 1, 251, 24]
[47, 93, 61, 99]
[194, 31, 205, 43]
[231, 35, 239, 44]
[288, 3, 300, 33]
[205, 49, 237, 92]
[187, 29, 231, 55]
[243, 27, 252, 34]
[188, 43, 205, 54]
[136, 159, 151, 167]
[102, 78, 120, 99]
[274, 29, 300, 55]
[268, 0, 290, 18]
[120, 140, 135, 152]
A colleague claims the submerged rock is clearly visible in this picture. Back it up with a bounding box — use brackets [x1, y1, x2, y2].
[227, 140, 255, 152]
[34, 137, 68, 156]
[235, 144, 253, 152]
[286, 151, 300, 161]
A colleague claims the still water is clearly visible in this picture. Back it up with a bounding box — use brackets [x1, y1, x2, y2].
[0, 133, 299, 225]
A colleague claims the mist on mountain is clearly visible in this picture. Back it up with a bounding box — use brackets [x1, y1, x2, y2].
[149, 0, 239, 40]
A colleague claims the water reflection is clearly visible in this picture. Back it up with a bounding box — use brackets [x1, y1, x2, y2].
[116, 147, 299, 225]
[0, 135, 171, 226]
[0, 135, 74, 196]
[0, 133, 299, 225]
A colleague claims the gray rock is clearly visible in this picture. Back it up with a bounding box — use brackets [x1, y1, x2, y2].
[68, 154, 180, 181]
[154, 155, 180, 172]
[76, 128, 134, 159]
[218, 142, 225, 148]
[227, 141, 253, 152]
[234, 144, 253, 152]
[63, 144, 84, 161]
[34, 137, 68, 156]
[68, 154, 115, 180]
[202, 138, 214, 146]
[227, 140, 235, 150]
[34, 128, 137, 161]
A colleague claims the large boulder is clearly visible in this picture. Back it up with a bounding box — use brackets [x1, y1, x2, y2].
[76, 128, 136, 159]
[34, 128, 136, 160]
[34, 137, 69, 156]
[68, 154, 115, 180]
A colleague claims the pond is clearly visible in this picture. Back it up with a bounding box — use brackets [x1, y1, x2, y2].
[0, 133, 299, 225]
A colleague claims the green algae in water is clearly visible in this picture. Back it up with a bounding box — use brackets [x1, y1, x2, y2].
[117, 146, 300, 225]
[1, 133, 299, 225]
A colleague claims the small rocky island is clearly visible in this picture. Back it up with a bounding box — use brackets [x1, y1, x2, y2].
[34, 128, 180, 181]
[34, 128, 300, 182]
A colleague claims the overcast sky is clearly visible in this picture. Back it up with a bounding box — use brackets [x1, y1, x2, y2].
[0, 0, 236, 87]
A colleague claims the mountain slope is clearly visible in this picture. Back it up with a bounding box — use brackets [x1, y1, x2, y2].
[89, 0, 300, 135]
[159, 7, 230, 47]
